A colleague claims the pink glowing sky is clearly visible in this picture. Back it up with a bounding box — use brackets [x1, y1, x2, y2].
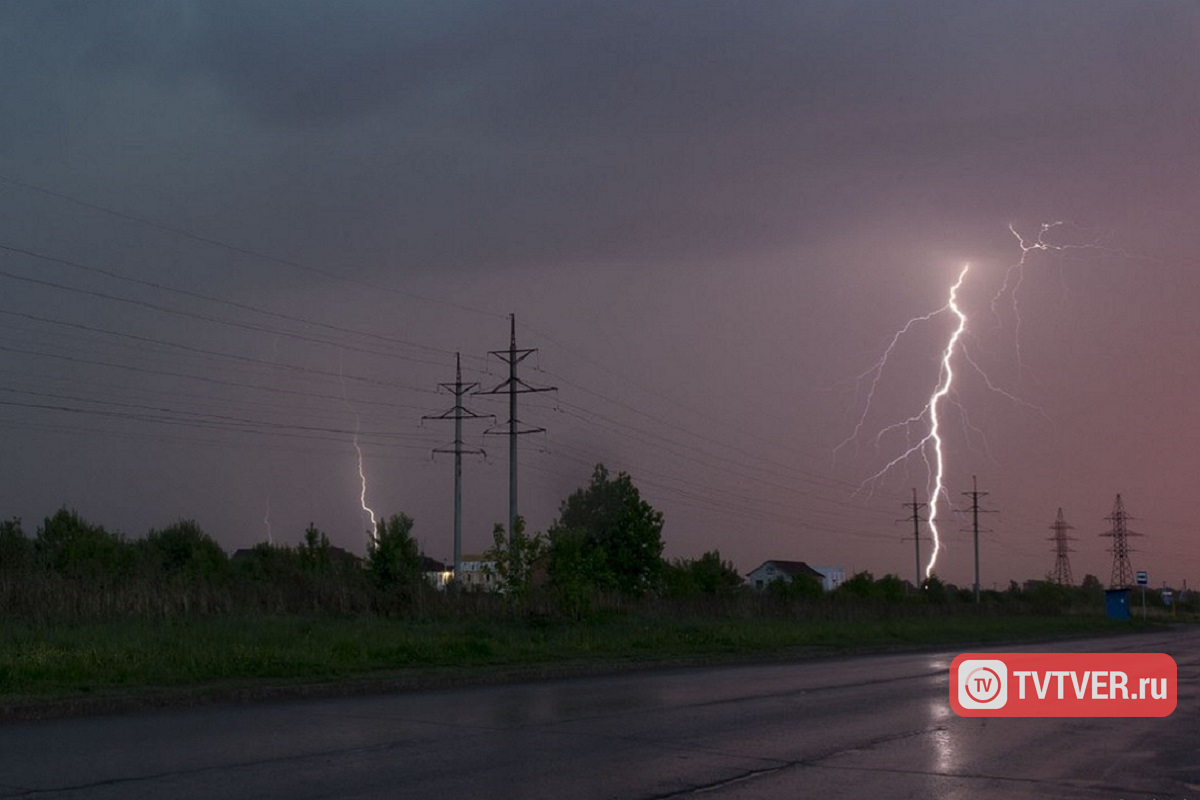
[1, 1, 1198, 588]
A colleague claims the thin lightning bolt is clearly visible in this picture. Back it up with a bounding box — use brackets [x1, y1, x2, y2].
[264, 496, 273, 544]
[990, 222, 1061, 367]
[992, 221, 1118, 369]
[340, 354, 378, 546]
[353, 415, 378, 542]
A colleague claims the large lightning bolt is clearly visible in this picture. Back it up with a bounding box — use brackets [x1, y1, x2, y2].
[924, 265, 970, 576]
[841, 225, 1101, 580]
[839, 265, 970, 579]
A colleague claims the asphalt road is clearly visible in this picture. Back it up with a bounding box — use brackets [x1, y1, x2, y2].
[1, 628, 1197, 799]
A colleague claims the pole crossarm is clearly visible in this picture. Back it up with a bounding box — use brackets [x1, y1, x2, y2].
[424, 352, 490, 583]
[958, 475, 996, 604]
[1100, 493, 1143, 589]
[900, 488, 927, 590]
[480, 314, 556, 548]
[1047, 507, 1076, 586]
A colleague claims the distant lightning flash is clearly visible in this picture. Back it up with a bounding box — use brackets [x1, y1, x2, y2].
[991, 222, 1060, 367]
[992, 221, 1114, 368]
[352, 415, 377, 542]
[264, 496, 273, 544]
[340, 355, 378, 545]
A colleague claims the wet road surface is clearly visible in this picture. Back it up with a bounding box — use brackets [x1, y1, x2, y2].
[1, 628, 1196, 799]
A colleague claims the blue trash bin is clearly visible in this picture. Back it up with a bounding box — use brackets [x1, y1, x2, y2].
[1105, 588, 1131, 620]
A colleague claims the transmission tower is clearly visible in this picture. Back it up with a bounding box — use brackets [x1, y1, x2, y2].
[900, 488, 927, 590]
[423, 353, 489, 582]
[1047, 507, 1075, 586]
[959, 475, 996, 604]
[479, 314, 555, 547]
[1100, 493, 1141, 589]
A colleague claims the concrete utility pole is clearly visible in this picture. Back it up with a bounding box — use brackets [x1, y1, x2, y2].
[1048, 507, 1076, 586]
[480, 314, 555, 546]
[423, 353, 488, 582]
[900, 488, 928, 589]
[1101, 494, 1142, 589]
[960, 476, 995, 604]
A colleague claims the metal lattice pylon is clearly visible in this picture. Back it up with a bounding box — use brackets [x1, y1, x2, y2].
[1100, 494, 1142, 589]
[1047, 507, 1075, 586]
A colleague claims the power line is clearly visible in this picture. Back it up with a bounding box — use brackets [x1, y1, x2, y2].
[0, 173, 505, 321]
[0, 308, 435, 394]
[0, 240, 485, 367]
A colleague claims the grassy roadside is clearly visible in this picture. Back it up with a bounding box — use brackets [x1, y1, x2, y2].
[0, 612, 1159, 716]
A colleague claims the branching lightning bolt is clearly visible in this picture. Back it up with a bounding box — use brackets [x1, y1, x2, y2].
[924, 264, 969, 577]
[839, 223, 1117, 580]
[839, 265, 970, 579]
[992, 221, 1116, 369]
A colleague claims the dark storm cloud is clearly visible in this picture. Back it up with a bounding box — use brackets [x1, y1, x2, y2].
[4, 1, 1196, 272]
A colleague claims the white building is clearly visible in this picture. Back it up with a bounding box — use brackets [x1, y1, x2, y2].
[746, 560, 827, 591]
[812, 565, 846, 592]
[458, 554, 499, 590]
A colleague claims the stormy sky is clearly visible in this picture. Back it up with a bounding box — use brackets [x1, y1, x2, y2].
[1, 1, 1198, 588]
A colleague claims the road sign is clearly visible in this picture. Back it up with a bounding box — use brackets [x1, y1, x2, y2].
[1163, 590, 1173, 606]
[1136, 571, 1149, 586]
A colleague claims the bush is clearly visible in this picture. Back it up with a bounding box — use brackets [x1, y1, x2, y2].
[0, 518, 31, 573]
[142, 520, 229, 578]
[367, 514, 422, 589]
[663, 550, 745, 598]
[35, 508, 134, 580]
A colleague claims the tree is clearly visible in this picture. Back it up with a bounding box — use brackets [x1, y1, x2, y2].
[834, 570, 876, 599]
[367, 513, 422, 588]
[921, 574, 949, 603]
[36, 508, 134, 579]
[663, 550, 744, 597]
[872, 573, 907, 602]
[0, 518, 30, 573]
[482, 516, 545, 601]
[547, 464, 664, 596]
[767, 571, 823, 600]
[298, 523, 332, 571]
[546, 526, 603, 617]
[1080, 574, 1105, 605]
[142, 519, 228, 578]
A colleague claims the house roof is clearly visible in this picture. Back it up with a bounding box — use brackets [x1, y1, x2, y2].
[750, 560, 826, 579]
[422, 556, 449, 572]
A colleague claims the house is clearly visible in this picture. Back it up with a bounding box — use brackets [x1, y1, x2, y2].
[457, 554, 499, 590]
[812, 565, 846, 592]
[747, 560, 827, 591]
[423, 556, 454, 589]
